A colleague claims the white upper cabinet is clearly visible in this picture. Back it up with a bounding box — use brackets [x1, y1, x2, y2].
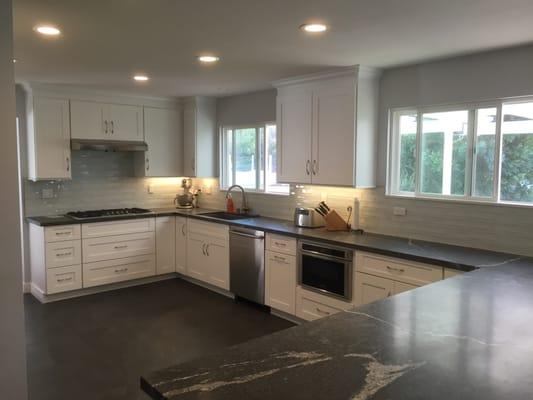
[137, 107, 183, 177]
[276, 88, 312, 184]
[26, 96, 71, 180]
[109, 103, 143, 141]
[273, 66, 381, 187]
[183, 96, 216, 177]
[70, 100, 143, 142]
[70, 100, 107, 140]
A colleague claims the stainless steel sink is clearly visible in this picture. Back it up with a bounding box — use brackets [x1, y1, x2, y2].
[199, 211, 259, 220]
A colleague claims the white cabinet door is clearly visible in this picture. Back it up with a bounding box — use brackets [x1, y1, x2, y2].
[109, 103, 143, 141]
[205, 237, 229, 290]
[30, 97, 71, 180]
[354, 272, 394, 306]
[143, 107, 182, 177]
[156, 216, 175, 275]
[265, 251, 296, 314]
[444, 268, 463, 279]
[276, 90, 312, 183]
[175, 217, 188, 275]
[70, 100, 107, 140]
[393, 281, 418, 295]
[311, 81, 356, 186]
[183, 102, 197, 177]
[186, 234, 208, 282]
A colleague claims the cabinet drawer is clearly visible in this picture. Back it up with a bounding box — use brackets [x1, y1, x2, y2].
[45, 240, 81, 268]
[45, 225, 81, 242]
[82, 231, 154, 263]
[82, 217, 155, 238]
[46, 264, 82, 294]
[355, 251, 442, 286]
[188, 219, 228, 240]
[266, 234, 296, 256]
[297, 296, 342, 321]
[83, 254, 156, 288]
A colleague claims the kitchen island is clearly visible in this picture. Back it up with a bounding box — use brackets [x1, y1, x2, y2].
[141, 246, 533, 399]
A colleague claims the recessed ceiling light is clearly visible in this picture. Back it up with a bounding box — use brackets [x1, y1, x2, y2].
[34, 25, 61, 36]
[12, 58, 17, 63]
[198, 55, 220, 63]
[300, 23, 328, 33]
[133, 75, 149, 82]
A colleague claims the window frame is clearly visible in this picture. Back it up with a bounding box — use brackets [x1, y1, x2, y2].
[219, 122, 289, 195]
[387, 97, 533, 207]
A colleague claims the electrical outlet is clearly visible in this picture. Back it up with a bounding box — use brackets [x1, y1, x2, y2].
[41, 188, 54, 199]
[203, 185, 212, 195]
[147, 185, 154, 194]
[393, 207, 407, 216]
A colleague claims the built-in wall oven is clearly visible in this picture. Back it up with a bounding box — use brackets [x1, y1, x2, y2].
[298, 240, 353, 301]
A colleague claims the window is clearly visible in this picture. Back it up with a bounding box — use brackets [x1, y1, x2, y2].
[388, 100, 533, 205]
[220, 123, 289, 195]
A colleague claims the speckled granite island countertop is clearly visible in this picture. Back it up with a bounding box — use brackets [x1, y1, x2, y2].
[141, 257, 533, 399]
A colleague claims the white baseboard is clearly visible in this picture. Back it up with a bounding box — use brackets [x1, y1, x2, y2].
[30, 274, 177, 304]
[270, 309, 304, 325]
[22, 282, 31, 294]
[178, 274, 235, 299]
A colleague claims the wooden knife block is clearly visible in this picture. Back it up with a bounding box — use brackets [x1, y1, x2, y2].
[324, 210, 349, 231]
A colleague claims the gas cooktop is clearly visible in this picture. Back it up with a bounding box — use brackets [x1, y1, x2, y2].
[65, 208, 152, 221]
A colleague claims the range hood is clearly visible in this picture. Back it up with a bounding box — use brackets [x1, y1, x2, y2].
[71, 139, 148, 152]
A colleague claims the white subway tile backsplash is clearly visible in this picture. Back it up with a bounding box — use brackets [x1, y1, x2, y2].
[24, 151, 533, 257]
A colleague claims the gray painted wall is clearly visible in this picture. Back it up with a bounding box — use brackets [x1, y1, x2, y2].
[0, 0, 28, 397]
[216, 89, 277, 127]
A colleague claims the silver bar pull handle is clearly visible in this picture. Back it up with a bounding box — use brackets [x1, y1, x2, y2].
[306, 160, 310, 175]
[66, 156, 70, 172]
[230, 231, 264, 240]
[104, 120, 108, 134]
[111, 120, 114, 134]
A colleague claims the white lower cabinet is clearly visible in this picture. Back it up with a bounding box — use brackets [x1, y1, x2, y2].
[295, 286, 352, 321]
[30, 224, 83, 296]
[46, 264, 83, 294]
[156, 216, 175, 275]
[175, 217, 188, 275]
[354, 251, 443, 307]
[186, 221, 229, 290]
[444, 268, 463, 279]
[265, 250, 297, 314]
[83, 255, 156, 288]
[354, 272, 394, 306]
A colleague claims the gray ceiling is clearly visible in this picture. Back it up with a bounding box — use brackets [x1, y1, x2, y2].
[13, 0, 533, 97]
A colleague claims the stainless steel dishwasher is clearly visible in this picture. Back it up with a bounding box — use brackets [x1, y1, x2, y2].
[229, 226, 265, 304]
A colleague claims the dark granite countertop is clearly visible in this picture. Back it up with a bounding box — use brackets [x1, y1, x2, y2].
[141, 258, 533, 399]
[27, 208, 521, 272]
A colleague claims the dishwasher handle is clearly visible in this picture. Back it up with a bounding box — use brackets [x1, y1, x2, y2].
[230, 230, 264, 240]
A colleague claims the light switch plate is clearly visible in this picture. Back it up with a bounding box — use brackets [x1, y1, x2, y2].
[393, 206, 407, 216]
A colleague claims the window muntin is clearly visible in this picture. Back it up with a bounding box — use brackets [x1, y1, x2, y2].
[420, 110, 469, 196]
[500, 102, 533, 203]
[221, 124, 289, 195]
[388, 100, 533, 205]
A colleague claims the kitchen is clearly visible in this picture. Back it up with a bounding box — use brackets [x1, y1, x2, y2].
[2, 1, 533, 399]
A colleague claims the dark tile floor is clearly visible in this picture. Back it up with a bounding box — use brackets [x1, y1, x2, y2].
[24, 278, 295, 400]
